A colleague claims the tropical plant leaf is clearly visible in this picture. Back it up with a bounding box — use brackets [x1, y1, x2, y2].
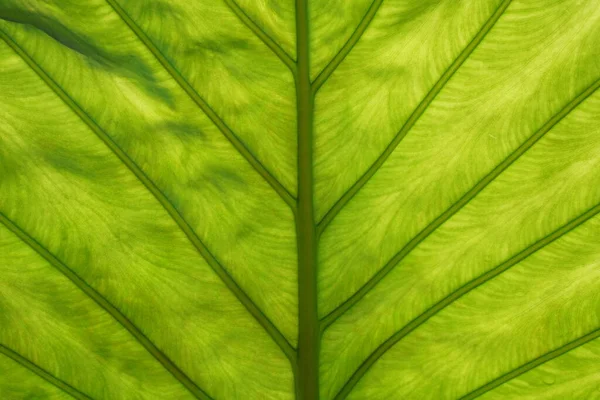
[1, 0, 600, 399]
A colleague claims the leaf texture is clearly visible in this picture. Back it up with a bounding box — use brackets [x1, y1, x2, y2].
[1, 0, 600, 399]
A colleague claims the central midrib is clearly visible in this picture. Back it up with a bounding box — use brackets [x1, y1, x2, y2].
[295, 0, 319, 399]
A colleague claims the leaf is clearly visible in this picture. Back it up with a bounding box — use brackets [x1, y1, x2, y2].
[1, 0, 599, 399]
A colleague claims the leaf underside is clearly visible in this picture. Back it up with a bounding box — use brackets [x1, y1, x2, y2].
[1, 0, 600, 399]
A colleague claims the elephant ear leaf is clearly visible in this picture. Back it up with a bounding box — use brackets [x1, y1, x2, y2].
[1, 0, 600, 399]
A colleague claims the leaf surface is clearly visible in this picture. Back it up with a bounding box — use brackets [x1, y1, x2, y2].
[1, 0, 600, 399]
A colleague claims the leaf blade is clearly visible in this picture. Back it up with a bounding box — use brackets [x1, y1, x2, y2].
[105, 0, 296, 208]
[0, 16, 295, 397]
[321, 77, 600, 331]
[3, 0, 600, 399]
[0, 28, 295, 366]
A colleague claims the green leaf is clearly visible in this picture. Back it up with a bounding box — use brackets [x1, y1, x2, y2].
[1, 0, 599, 399]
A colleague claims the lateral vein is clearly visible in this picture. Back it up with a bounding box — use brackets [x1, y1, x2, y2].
[105, 0, 296, 209]
[224, 0, 296, 74]
[0, 29, 296, 367]
[321, 76, 600, 331]
[0, 213, 213, 400]
[311, 0, 383, 94]
[317, 0, 513, 235]
[459, 327, 600, 399]
[0, 344, 92, 400]
[333, 202, 600, 400]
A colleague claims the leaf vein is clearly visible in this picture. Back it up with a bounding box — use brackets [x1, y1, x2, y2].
[321, 76, 600, 331]
[105, 0, 296, 209]
[0, 214, 213, 400]
[224, 0, 297, 74]
[0, 28, 296, 369]
[295, 0, 319, 397]
[459, 327, 600, 399]
[316, 0, 513, 235]
[332, 201, 600, 399]
[311, 0, 383, 94]
[0, 344, 92, 400]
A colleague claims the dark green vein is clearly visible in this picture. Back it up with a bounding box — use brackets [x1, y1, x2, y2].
[311, 0, 383, 94]
[321, 77, 600, 331]
[0, 344, 91, 400]
[0, 30, 296, 365]
[460, 327, 600, 400]
[316, 0, 513, 235]
[224, 0, 296, 74]
[295, 0, 319, 399]
[333, 202, 600, 400]
[105, 0, 295, 209]
[0, 213, 212, 400]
